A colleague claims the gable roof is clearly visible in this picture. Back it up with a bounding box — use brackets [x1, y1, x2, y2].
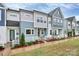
[48, 7, 64, 18]
[48, 7, 59, 16]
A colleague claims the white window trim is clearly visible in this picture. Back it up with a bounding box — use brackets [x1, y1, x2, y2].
[25, 28, 34, 35]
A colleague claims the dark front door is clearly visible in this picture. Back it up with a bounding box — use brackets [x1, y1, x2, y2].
[10, 30, 15, 41]
[38, 28, 40, 37]
[68, 31, 72, 37]
[72, 29, 75, 36]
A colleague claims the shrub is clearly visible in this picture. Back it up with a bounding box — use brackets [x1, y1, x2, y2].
[20, 33, 25, 46]
[27, 41, 33, 46]
[0, 46, 4, 51]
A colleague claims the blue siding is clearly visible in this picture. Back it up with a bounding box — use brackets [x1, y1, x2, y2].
[20, 21, 38, 42]
[0, 9, 5, 26]
[20, 21, 34, 33]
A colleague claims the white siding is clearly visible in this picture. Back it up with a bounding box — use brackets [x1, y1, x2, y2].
[0, 26, 6, 46]
[47, 17, 52, 36]
[34, 12, 48, 28]
[20, 11, 33, 22]
[7, 26, 19, 45]
[7, 10, 19, 21]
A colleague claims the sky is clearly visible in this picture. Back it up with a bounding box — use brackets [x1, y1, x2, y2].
[3, 3, 79, 21]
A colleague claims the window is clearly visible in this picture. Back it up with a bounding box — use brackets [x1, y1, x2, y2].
[44, 21, 46, 23]
[0, 10, 1, 21]
[37, 19, 40, 22]
[37, 17, 43, 23]
[26, 29, 34, 35]
[50, 30, 52, 35]
[26, 29, 31, 34]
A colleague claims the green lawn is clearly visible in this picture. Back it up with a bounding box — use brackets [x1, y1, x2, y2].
[14, 38, 79, 56]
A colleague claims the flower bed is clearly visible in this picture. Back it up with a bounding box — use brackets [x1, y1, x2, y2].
[12, 40, 45, 49]
[12, 37, 72, 49]
[32, 40, 44, 44]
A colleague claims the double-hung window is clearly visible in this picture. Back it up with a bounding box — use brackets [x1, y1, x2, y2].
[26, 29, 34, 35]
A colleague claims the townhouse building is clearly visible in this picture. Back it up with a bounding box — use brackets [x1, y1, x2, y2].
[76, 21, 79, 35]
[0, 4, 77, 47]
[48, 7, 65, 38]
[65, 16, 76, 37]
[0, 4, 6, 46]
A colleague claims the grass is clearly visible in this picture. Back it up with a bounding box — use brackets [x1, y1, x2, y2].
[14, 38, 79, 56]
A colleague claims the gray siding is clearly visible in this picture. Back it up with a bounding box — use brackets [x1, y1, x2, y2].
[0, 9, 5, 26]
[52, 22, 63, 28]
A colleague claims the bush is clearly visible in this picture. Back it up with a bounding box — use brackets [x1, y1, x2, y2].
[27, 41, 33, 46]
[20, 33, 25, 46]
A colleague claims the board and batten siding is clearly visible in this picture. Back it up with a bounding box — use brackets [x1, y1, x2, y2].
[20, 10, 33, 22]
[6, 10, 19, 21]
[34, 11, 48, 28]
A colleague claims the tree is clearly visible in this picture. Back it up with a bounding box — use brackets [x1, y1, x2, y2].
[20, 33, 25, 46]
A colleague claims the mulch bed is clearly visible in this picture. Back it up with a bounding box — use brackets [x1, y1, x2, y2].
[12, 36, 76, 49]
[12, 40, 45, 49]
[0, 48, 4, 51]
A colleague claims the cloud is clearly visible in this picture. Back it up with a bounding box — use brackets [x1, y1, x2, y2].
[3, 3, 79, 21]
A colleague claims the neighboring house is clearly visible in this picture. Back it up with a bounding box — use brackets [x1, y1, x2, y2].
[65, 16, 76, 37]
[0, 4, 6, 46]
[48, 7, 65, 38]
[76, 21, 79, 35]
